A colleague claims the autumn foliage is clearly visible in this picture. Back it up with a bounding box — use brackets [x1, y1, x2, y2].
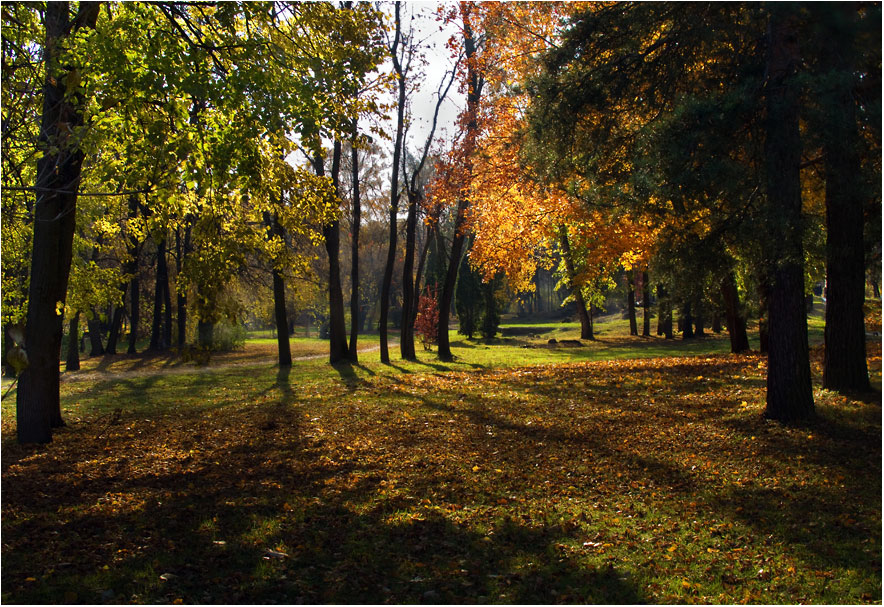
[414, 286, 440, 350]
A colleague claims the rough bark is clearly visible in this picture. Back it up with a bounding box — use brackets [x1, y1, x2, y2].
[87, 314, 104, 356]
[642, 271, 651, 337]
[317, 143, 349, 363]
[820, 4, 870, 392]
[66, 314, 80, 371]
[16, 1, 100, 443]
[175, 224, 191, 348]
[681, 302, 694, 339]
[149, 236, 171, 351]
[627, 274, 638, 336]
[400, 191, 420, 360]
[348, 119, 361, 362]
[558, 226, 593, 340]
[438, 7, 483, 361]
[721, 273, 750, 353]
[264, 211, 291, 367]
[763, 6, 815, 422]
[127, 272, 140, 354]
[379, 3, 406, 364]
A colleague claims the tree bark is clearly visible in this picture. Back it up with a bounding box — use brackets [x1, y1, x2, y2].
[16, 1, 100, 443]
[150, 236, 171, 351]
[558, 226, 593, 340]
[379, 3, 407, 364]
[438, 6, 483, 361]
[763, 5, 814, 422]
[820, 4, 870, 392]
[400, 191, 420, 360]
[66, 314, 80, 371]
[348, 119, 361, 362]
[681, 302, 694, 339]
[175, 224, 191, 348]
[87, 313, 104, 356]
[721, 272, 750, 353]
[316, 144, 349, 363]
[627, 274, 638, 336]
[127, 272, 140, 354]
[642, 271, 651, 337]
[264, 211, 291, 367]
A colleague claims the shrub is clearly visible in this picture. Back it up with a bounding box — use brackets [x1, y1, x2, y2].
[414, 286, 440, 350]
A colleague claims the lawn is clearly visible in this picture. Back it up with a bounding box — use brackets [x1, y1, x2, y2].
[1, 307, 880, 604]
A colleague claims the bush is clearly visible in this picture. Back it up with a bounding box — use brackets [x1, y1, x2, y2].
[210, 321, 247, 351]
[414, 286, 439, 350]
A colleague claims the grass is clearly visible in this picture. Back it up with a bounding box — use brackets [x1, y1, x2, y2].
[1, 303, 880, 604]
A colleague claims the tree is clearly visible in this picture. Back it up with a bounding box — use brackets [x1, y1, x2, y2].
[455, 243, 483, 339]
[16, 1, 101, 443]
[815, 3, 872, 393]
[762, 5, 814, 421]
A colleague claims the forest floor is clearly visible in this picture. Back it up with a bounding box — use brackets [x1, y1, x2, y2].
[1, 306, 881, 604]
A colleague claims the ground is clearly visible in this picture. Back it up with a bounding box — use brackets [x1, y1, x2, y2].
[1, 306, 881, 604]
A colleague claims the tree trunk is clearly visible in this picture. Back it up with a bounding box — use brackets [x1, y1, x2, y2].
[379, 3, 407, 364]
[87, 313, 104, 356]
[682, 302, 694, 339]
[820, 4, 870, 393]
[66, 313, 80, 371]
[721, 272, 750, 353]
[558, 226, 593, 340]
[400, 192, 420, 360]
[627, 274, 638, 336]
[175, 224, 190, 348]
[128, 273, 140, 354]
[198, 320, 214, 349]
[711, 312, 722, 334]
[105, 302, 125, 354]
[642, 271, 651, 337]
[348, 119, 361, 362]
[16, 1, 100, 443]
[412, 229, 431, 326]
[316, 144, 349, 364]
[264, 211, 291, 367]
[763, 5, 814, 422]
[150, 236, 170, 351]
[438, 7, 483, 361]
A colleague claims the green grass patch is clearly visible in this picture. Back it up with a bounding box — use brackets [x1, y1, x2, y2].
[1, 305, 880, 604]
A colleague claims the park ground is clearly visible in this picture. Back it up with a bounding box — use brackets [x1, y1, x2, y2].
[1, 303, 881, 604]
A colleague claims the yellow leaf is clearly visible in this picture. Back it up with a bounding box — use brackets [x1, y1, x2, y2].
[25, 577, 37, 583]
[682, 580, 691, 588]
[667, 545, 677, 553]
[472, 465, 480, 472]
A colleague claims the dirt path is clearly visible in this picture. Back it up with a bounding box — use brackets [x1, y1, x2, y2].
[57, 343, 390, 384]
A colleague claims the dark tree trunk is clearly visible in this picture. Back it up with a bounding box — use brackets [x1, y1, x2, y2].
[400, 191, 420, 360]
[379, 3, 407, 364]
[87, 313, 104, 356]
[412, 229, 431, 325]
[694, 310, 705, 337]
[150, 236, 170, 351]
[264, 211, 291, 367]
[438, 10, 483, 361]
[198, 320, 214, 349]
[681, 302, 694, 339]
[820, 4, 870, 393]
[558, 226, 593, 340]
[627, 275, 638, 336]
[127, 273, 140, 354]
[175, 224, 190, 348]
[349, 119, 361, 362]
[721, 273, 750, 353]
[17, 1, 100, 443]
[656, 285, 666, 336]
[162, 256, 172, 350]
[316, 144, 349, 363]
[642, 271, 651, 337]
[711, 313, 722, 334]
[105, 303, 125, 355]
[66, 314, 80, 371]
[763, 6, 814, 422]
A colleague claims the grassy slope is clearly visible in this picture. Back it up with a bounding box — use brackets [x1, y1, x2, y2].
[1, 304, 880, 604]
